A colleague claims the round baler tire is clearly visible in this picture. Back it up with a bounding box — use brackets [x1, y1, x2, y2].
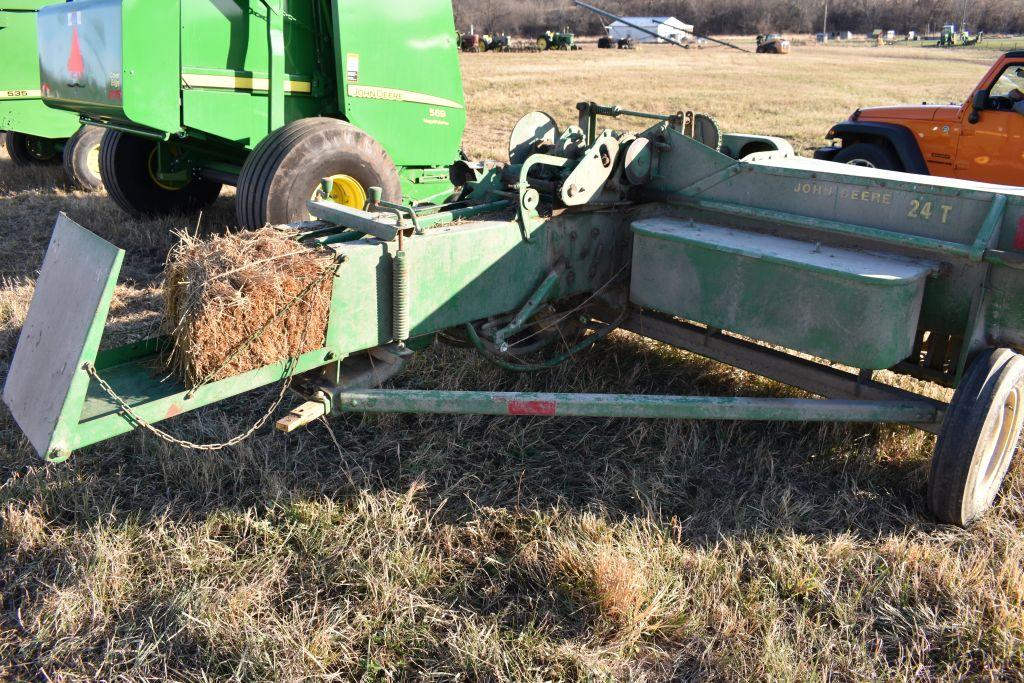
[235, 117, 401, 230]
[929, 348, 1024, 526]
[4, 131, 60, 166]
[833, 142, 902, 171]
[62, 126, 105, 192]
[99, 131, 222, 217]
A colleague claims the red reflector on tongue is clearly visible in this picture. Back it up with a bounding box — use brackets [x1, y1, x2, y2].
[507, 400, 557, 416]
[1014, 218, 1024, 251]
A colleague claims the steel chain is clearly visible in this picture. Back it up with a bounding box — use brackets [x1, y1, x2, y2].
[85, 258, 337, 452]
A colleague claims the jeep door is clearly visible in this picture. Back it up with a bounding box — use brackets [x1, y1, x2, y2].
[958, 60, 1024, 186]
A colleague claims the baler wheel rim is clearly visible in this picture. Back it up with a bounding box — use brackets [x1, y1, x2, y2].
[236, 117, 400, 229]
[146, 148, 189, 191]
[929, 347, 1024, 526]
[315, 173, 368, 211]
[86, 146, 101, 177]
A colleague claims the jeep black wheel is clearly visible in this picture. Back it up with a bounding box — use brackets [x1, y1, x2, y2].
[833, 142, 902, 171]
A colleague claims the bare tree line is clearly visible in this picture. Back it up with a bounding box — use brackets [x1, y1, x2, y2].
[453, 0, 1024, 37]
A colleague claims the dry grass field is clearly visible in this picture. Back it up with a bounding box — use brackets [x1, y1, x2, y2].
[2, 45, 1024, 681]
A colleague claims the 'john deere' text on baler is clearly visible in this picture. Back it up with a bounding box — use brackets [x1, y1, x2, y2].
[37, 0, 466, 226]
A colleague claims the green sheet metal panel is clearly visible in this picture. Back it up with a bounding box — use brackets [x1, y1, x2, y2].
[2, 214, 124, 461]
[646, 130, 1024, 362]
[326, 212, 631, 355]
[630, 218, 934, 370]
[38, 0, 181, 134]
[332, 0, 465, 168]
[178, 0, 327, 147]
[0, 3, 81, 138]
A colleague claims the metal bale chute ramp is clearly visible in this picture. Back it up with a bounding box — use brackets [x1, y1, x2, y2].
[7, 103, 1024, 527]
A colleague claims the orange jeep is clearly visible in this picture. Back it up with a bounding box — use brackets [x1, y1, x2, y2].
[815, 51, 1024, 186]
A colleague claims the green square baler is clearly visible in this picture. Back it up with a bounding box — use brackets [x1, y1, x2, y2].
[36, 0, 467, 226]
[8, 103, 1024, 528]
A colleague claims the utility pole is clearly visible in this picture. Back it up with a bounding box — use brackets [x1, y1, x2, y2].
[823, 0, 828, 40]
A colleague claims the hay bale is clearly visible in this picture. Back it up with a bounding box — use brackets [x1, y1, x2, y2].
[164, 228, 335, 388]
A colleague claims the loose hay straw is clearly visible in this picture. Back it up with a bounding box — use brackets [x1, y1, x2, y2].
[163, 228, 335, 388]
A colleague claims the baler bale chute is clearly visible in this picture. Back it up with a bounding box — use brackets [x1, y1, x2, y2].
[36, 0, 467, 227]
[1, 0, 104, 191]
[8, 100, 1024, 529]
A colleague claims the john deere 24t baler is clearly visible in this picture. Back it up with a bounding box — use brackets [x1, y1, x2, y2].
[37, 0, 467, 226]
[1, 0, 103, 190]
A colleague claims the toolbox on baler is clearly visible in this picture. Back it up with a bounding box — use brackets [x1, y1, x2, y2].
[630, 219, 935, 369]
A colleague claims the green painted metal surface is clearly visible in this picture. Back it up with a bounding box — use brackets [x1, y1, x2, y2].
[333, 0, 466, 169]
[643, 125, 1024, 369]
[0, 2, 81, 139]
[334, 390, 939, 423]
[630, 218, 934, 369]
[2, 215, 123, 462]
[36, 0, 464, 198]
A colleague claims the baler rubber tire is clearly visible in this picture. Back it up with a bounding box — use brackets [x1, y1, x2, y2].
[929, 348, 1024, 526]
[99, 131, 222, 217]
[833, 142, 902, 171]
[236, 117, 402, 230]
[4, 131, 60, 166]
[62, 126, 105, 192]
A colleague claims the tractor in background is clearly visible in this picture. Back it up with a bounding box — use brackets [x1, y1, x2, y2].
[460, 32, 510, 53]
[756, 34, 791, 54]
[938, 25, 983, 47]
[537, 30, 582, 51]
[598, 36, 637, 50]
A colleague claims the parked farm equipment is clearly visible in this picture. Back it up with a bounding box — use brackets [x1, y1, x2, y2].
[537, 30, 582, 51]
[598, 36, 637, 50]
[8, 100, 1024, 528]
[938, 25, 983, 47]
[756, 34, 792, 54]
[1, 0, 103, 191]
[460, 33, 510, 53]
[36, 0, 466, 227]
[573, 1, 751, 53]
